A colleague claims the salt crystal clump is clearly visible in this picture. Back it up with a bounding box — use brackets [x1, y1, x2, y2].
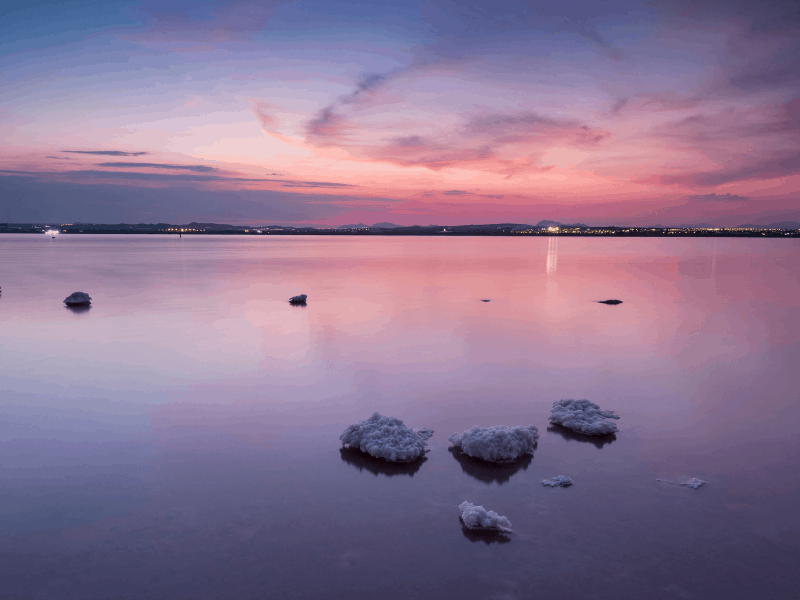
[64, 292, 92, 306]
[549, 399, 619, 436]
[340, 412, 432, 462]
[679, 478, 706, 489]
[542, 475, 573, 487]
[448, 425, 539, 463]
[459, 501, 512, 532]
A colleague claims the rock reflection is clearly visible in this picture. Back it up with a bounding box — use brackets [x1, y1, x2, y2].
[339, 447, 427, 477]
[448, 447, 532, 484]
[547, 425, 617, 449]
[460, 523, 512, 545]
[65, 304, 92, 314]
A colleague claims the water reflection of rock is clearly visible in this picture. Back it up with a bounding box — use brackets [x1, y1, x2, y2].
[547, 425, 617, 449]
[339, 447, 427, 477]
[65, 304, 92, 314]
[448, 447, 532, 484]
[460, 523, 512, 545]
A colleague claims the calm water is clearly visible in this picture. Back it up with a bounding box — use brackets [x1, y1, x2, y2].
[1, 235, 799, 599]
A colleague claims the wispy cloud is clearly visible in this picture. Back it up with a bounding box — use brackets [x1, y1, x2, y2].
[688, 193, 749, 202]
[98, 162, 219, 172]
[63, 150, 149, 157]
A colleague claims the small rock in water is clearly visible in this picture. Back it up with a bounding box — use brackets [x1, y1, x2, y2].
[679, 478, 706, 489]
[598, 299, 623, 305]
[549, 399, 620, 436]
[542, 475, 573, 487]
[481, 299, 491, 302]
[289, 294, 307, 305]
[459, 501, 512, 532]
[340, 412, 433, 463]
[449, 425, 539, 463]
[64, 291, 92, 306]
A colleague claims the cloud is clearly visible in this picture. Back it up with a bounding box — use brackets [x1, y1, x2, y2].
[688, 193, 750, 202]
[249, 100, 276, 131]
[0, 168, 355, 189]
[465, 112, 610, 147]
[306, 107, 351, 142]
[98, 162, 219, 172]
[443, 190, 467, 195]
[0, 174, 392, 225]
[63, 150, 149, 157]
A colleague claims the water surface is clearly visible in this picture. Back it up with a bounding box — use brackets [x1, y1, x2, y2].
[1, 235, 798, 599]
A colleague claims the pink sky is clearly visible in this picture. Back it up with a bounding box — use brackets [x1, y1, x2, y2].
[1, 0, 799, 226]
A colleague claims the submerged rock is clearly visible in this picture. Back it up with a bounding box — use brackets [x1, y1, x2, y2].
[448, 425, 539, 463]
[289, 294, 307, 305]
[340, 412, 432, 463]
[542, 475, 573, 487]
[459, 501, 512, 532]
[679, 478, 707, 489]
[598, 299, 623, 305]
[64, 291, 92, 306]
[549, 399, 620, 436]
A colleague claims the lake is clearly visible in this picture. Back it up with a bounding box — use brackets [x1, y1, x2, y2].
[1, 234, 798, 599]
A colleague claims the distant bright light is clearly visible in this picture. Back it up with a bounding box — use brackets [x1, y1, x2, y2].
[45, 229, 59, 235]
[547, 226, 560, 232]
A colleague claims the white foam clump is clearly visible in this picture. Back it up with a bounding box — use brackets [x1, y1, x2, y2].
[459, 501, 512, 532]
[340, 412, 432, 462]
[549, 399, 620, 435]
[542, 475, 573, 487]
[679, 478, 706, 489]
[64, 291, 92, 306]
[448, 425, 539, 463]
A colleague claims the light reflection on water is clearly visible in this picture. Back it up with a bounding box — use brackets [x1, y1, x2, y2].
[0, 234, 799, 599]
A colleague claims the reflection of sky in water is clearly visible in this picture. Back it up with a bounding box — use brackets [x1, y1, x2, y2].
[0, 235, 799, 598]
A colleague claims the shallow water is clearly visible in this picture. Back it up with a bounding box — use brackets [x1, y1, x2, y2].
[1, 234, 799, 599]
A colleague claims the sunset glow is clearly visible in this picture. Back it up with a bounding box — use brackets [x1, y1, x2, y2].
[2, 0, 799, 226]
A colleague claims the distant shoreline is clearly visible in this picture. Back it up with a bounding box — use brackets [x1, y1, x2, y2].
[1, 224, 798, 238]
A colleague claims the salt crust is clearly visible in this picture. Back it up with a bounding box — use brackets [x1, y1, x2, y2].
[448, 425, 539, 463]
[679, 478, 706, 489]
[340, 413, 432, 463]
[548, 399, 620, 436]
[459, 501, 512, 532]
[64, 292, 91, 305]
[542, 475, 573, 487]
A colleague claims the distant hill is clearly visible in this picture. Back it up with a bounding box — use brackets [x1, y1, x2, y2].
[535, 220, 589, 228]
[767, 221, 800, 229]
[337, 223, 369, 229]
[371, 222, 401, 228]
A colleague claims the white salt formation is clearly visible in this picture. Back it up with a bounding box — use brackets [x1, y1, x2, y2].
[64, 292, 92, 306]
[459, 501, 512, 532]
[289, 294, 307, 305]
[679, 478, 707, 489]
[340, 413, 432, 462]
[448, 425, 539, 463]
[549, 399, 620, 436]
[542, 475, 573, 487]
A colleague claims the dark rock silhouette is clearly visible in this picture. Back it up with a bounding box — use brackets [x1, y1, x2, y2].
[64, 292, 91, 306]
[598, 299, 623, 305]
[480, 299, 491, 302]
[289, 294, 307, 305]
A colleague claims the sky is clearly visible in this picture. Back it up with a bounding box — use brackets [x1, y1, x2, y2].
[1, 0, 799, 226]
